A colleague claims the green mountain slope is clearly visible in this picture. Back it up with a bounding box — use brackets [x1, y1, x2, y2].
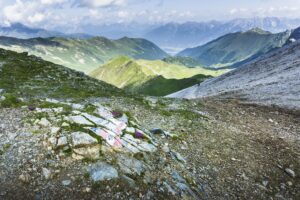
[0, 48, 122, 99]
[0, 36, 168, 73]
[178, 28, 291, 68]
[89, 56, 228, 96]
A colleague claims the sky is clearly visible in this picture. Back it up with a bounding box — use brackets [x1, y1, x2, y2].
[0, 0, 300, 31]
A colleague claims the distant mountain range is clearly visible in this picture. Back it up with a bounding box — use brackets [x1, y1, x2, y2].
[0, 23, 92, 39]
[144, 17, 300, 53]
[1, 17, 300, 54]
[89, 56, 227, 96]
[178, 28, 291, 68]
[0, 36, 168, 73]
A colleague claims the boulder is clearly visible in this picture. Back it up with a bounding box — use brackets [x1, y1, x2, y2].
[73, 145, 101, 160]
[118, 114, 129, 124]
[50, 127, 60, 135]
[126, 127, 135, 134]
[57, 136, 68, 148]
[117, 154, 145, 176]
[38, 118, 51, 127]
[48, 137, 57, 147]
[86, 162, 118, 182]
[62, 180, 71, 186]
[67, 116, 94, 126]
[42, 168, 52, 180]
[71, 132, 98, 147]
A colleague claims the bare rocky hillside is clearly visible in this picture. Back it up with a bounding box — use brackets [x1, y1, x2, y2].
[167, 41, 300, 112]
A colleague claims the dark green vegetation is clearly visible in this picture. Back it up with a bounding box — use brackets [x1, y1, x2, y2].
[0, 49, 123, 100]
[178, 28, 291, 68]
[127, 74, 209, 96]
[0, 36, 168, 73]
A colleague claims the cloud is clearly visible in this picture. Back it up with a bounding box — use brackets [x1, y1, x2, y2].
[78, 0, 126, 8]
[41, 0, 67, 5]
[2, 0, 69, 25]
[3, 0, 30, 22]
[229, 5, 299, 17]
[117, 11, 128, 18]
[28, 12, 45, 23]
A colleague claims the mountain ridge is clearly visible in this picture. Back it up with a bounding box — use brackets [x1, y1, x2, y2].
[177, 29, 291, 68]
[0, 36, 168, 73]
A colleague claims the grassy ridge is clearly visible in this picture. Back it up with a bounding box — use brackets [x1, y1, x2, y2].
[0, 48, 123, 99]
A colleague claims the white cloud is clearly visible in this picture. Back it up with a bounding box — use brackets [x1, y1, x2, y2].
[41, 0, 67, 5]
[229, 6, 299, 18]
[28, 13, 45, 23]
[79, 0, 126, 8]
[3, 0, 28, 22]
[117, 11, 128, 18]
[1, 0, 68, 26]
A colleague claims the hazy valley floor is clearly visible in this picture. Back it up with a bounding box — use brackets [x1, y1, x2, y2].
[0, 98, 299, 200]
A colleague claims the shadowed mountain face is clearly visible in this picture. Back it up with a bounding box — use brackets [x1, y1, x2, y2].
[287, 27, 300, 43]
[177, 28, 291, 68]
[168, 41, 300, 112]
[0, 36, 168, 73]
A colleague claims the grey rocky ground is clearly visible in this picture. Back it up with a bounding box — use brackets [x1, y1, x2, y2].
[0, 96, 299, 200]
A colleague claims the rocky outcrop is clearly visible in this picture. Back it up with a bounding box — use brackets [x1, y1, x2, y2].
[167, 41, 300, 112]
[8, 97, 201, 199]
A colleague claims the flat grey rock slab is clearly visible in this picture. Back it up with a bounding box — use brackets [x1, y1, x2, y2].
[86, 162, 119, 182]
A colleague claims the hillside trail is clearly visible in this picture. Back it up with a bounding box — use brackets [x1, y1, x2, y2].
[0, 98, 299, 200]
